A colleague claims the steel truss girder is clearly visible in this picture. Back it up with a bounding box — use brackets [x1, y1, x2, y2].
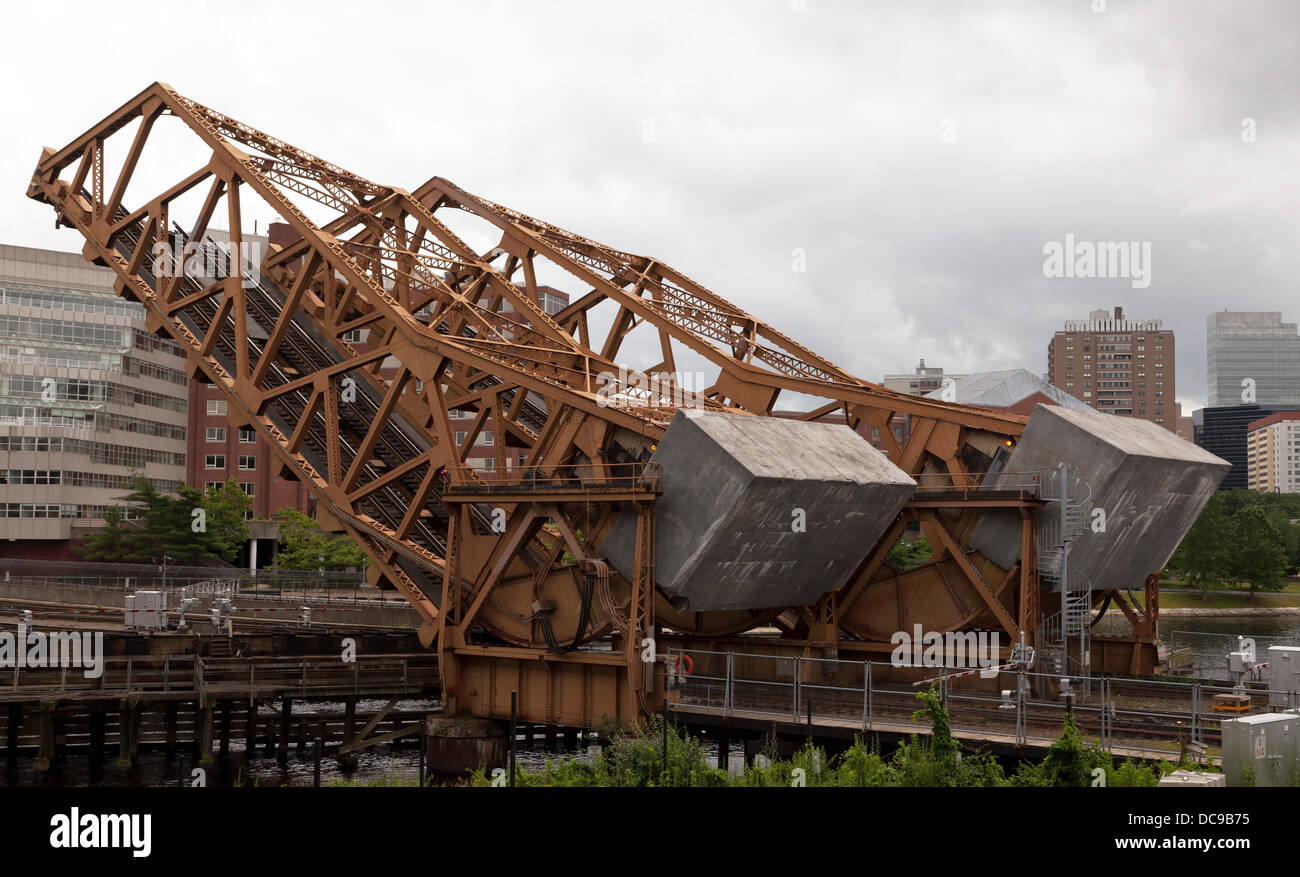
[30, 84, 1050, 725]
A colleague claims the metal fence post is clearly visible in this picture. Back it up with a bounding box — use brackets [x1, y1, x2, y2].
[862, 661, 870, 729]
[1016, 675, 1025, 747]
[792, 656, 801, 720]
[724, 652, 734, 715]
[1191, 681, 1200, 746]
[1100, 676, 1110, 750]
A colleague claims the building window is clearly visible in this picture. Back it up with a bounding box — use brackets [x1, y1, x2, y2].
[205, 481, 222, 491]
[239, 482, 255, 496]
[342, 329, 363, 343]
[207, 399, 227, 416]
[205, 455, 225, 469]
[238, 455, 256, 470]
[239, 426, 256, 443]
[206, 427, 226, 443]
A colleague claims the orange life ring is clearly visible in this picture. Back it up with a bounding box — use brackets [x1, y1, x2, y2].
[674, 654, 694, 676]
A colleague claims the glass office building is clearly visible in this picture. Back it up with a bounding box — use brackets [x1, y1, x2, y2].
[1206, 311, 1300, 407]
[1195, 404, 1300, 490]
[0, 243, 188, 555]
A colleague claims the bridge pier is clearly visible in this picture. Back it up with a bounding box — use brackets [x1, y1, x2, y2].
[198, 700, 215, 767]
[191, 701, 205, 758]
[219, 700, 232, 755]
[425, 716, 507, 776]
[7, 704, 21, 764]
[277, 698, 292, 766]
[34, 703, 56, 774]
[89, 708, 106, 760]
[164, 701, 178, 758]
[338, 697, 358, 768]
[116, 701, 137, 767]
[245, 700, 258, 759]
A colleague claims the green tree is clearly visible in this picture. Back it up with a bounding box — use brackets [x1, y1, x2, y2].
[75, 505, 131, 562]
[1031, 711, 1099, 786]
[73, 475, 248, 565]
[272, 507, 367, 570]
[1168, 493, 1231, 600]
[201, 479, 253, 563]
[1227, 504, 1288, 600]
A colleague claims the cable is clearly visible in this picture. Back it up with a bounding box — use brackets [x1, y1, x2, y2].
[539, 570, 595, 654]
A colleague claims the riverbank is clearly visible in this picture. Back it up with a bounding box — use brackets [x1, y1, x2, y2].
[1106, 606, 1300, 617]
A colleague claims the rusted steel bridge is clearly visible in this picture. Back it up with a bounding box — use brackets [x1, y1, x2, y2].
[26, 83, 1223, 733]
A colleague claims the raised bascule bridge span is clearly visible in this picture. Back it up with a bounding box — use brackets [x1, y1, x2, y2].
[27, 83, 1229, 732]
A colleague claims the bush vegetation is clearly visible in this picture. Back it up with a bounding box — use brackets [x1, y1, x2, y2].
[460, 688, 1209, 787]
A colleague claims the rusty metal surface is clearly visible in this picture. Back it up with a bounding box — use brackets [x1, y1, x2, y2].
[26, 84, 1205, 727]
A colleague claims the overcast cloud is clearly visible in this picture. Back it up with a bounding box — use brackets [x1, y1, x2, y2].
[2, 0, 1296, 412]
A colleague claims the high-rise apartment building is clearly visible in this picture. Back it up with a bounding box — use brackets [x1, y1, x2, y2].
[1046, 306, 1175, 431]
[1206, 311, 1300, 407]
[1246, 411, 1300, 493]
[0, 244, 189, 559]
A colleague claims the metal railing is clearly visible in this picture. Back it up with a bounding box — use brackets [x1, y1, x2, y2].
[5, 652, 439, 699]
[912, 470, 1041, 500]
[443, 461, 662, 495]
[667, 646, 1300, 756]
[0, 415, 97, 431]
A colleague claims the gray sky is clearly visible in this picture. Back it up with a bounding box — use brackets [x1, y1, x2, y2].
[3, 0, 1297, 412]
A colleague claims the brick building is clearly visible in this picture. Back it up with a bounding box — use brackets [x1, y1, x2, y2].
[1047, 306, 1175, 431]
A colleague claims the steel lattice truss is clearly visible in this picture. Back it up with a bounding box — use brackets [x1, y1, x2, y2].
[30, 84, 1047, 719]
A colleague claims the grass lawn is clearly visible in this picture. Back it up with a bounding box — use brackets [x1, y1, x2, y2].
[1138, 591, 1300, 610]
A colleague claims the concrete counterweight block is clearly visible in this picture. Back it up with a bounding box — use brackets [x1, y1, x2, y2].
[970, 404, 1230, 591]
[604, 410, 916, 611]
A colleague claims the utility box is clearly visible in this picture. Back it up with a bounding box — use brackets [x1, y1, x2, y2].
[1221, 711, 1300, 787]
[1268, 646, 1300, 709]
[124, 590, 167, 630]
